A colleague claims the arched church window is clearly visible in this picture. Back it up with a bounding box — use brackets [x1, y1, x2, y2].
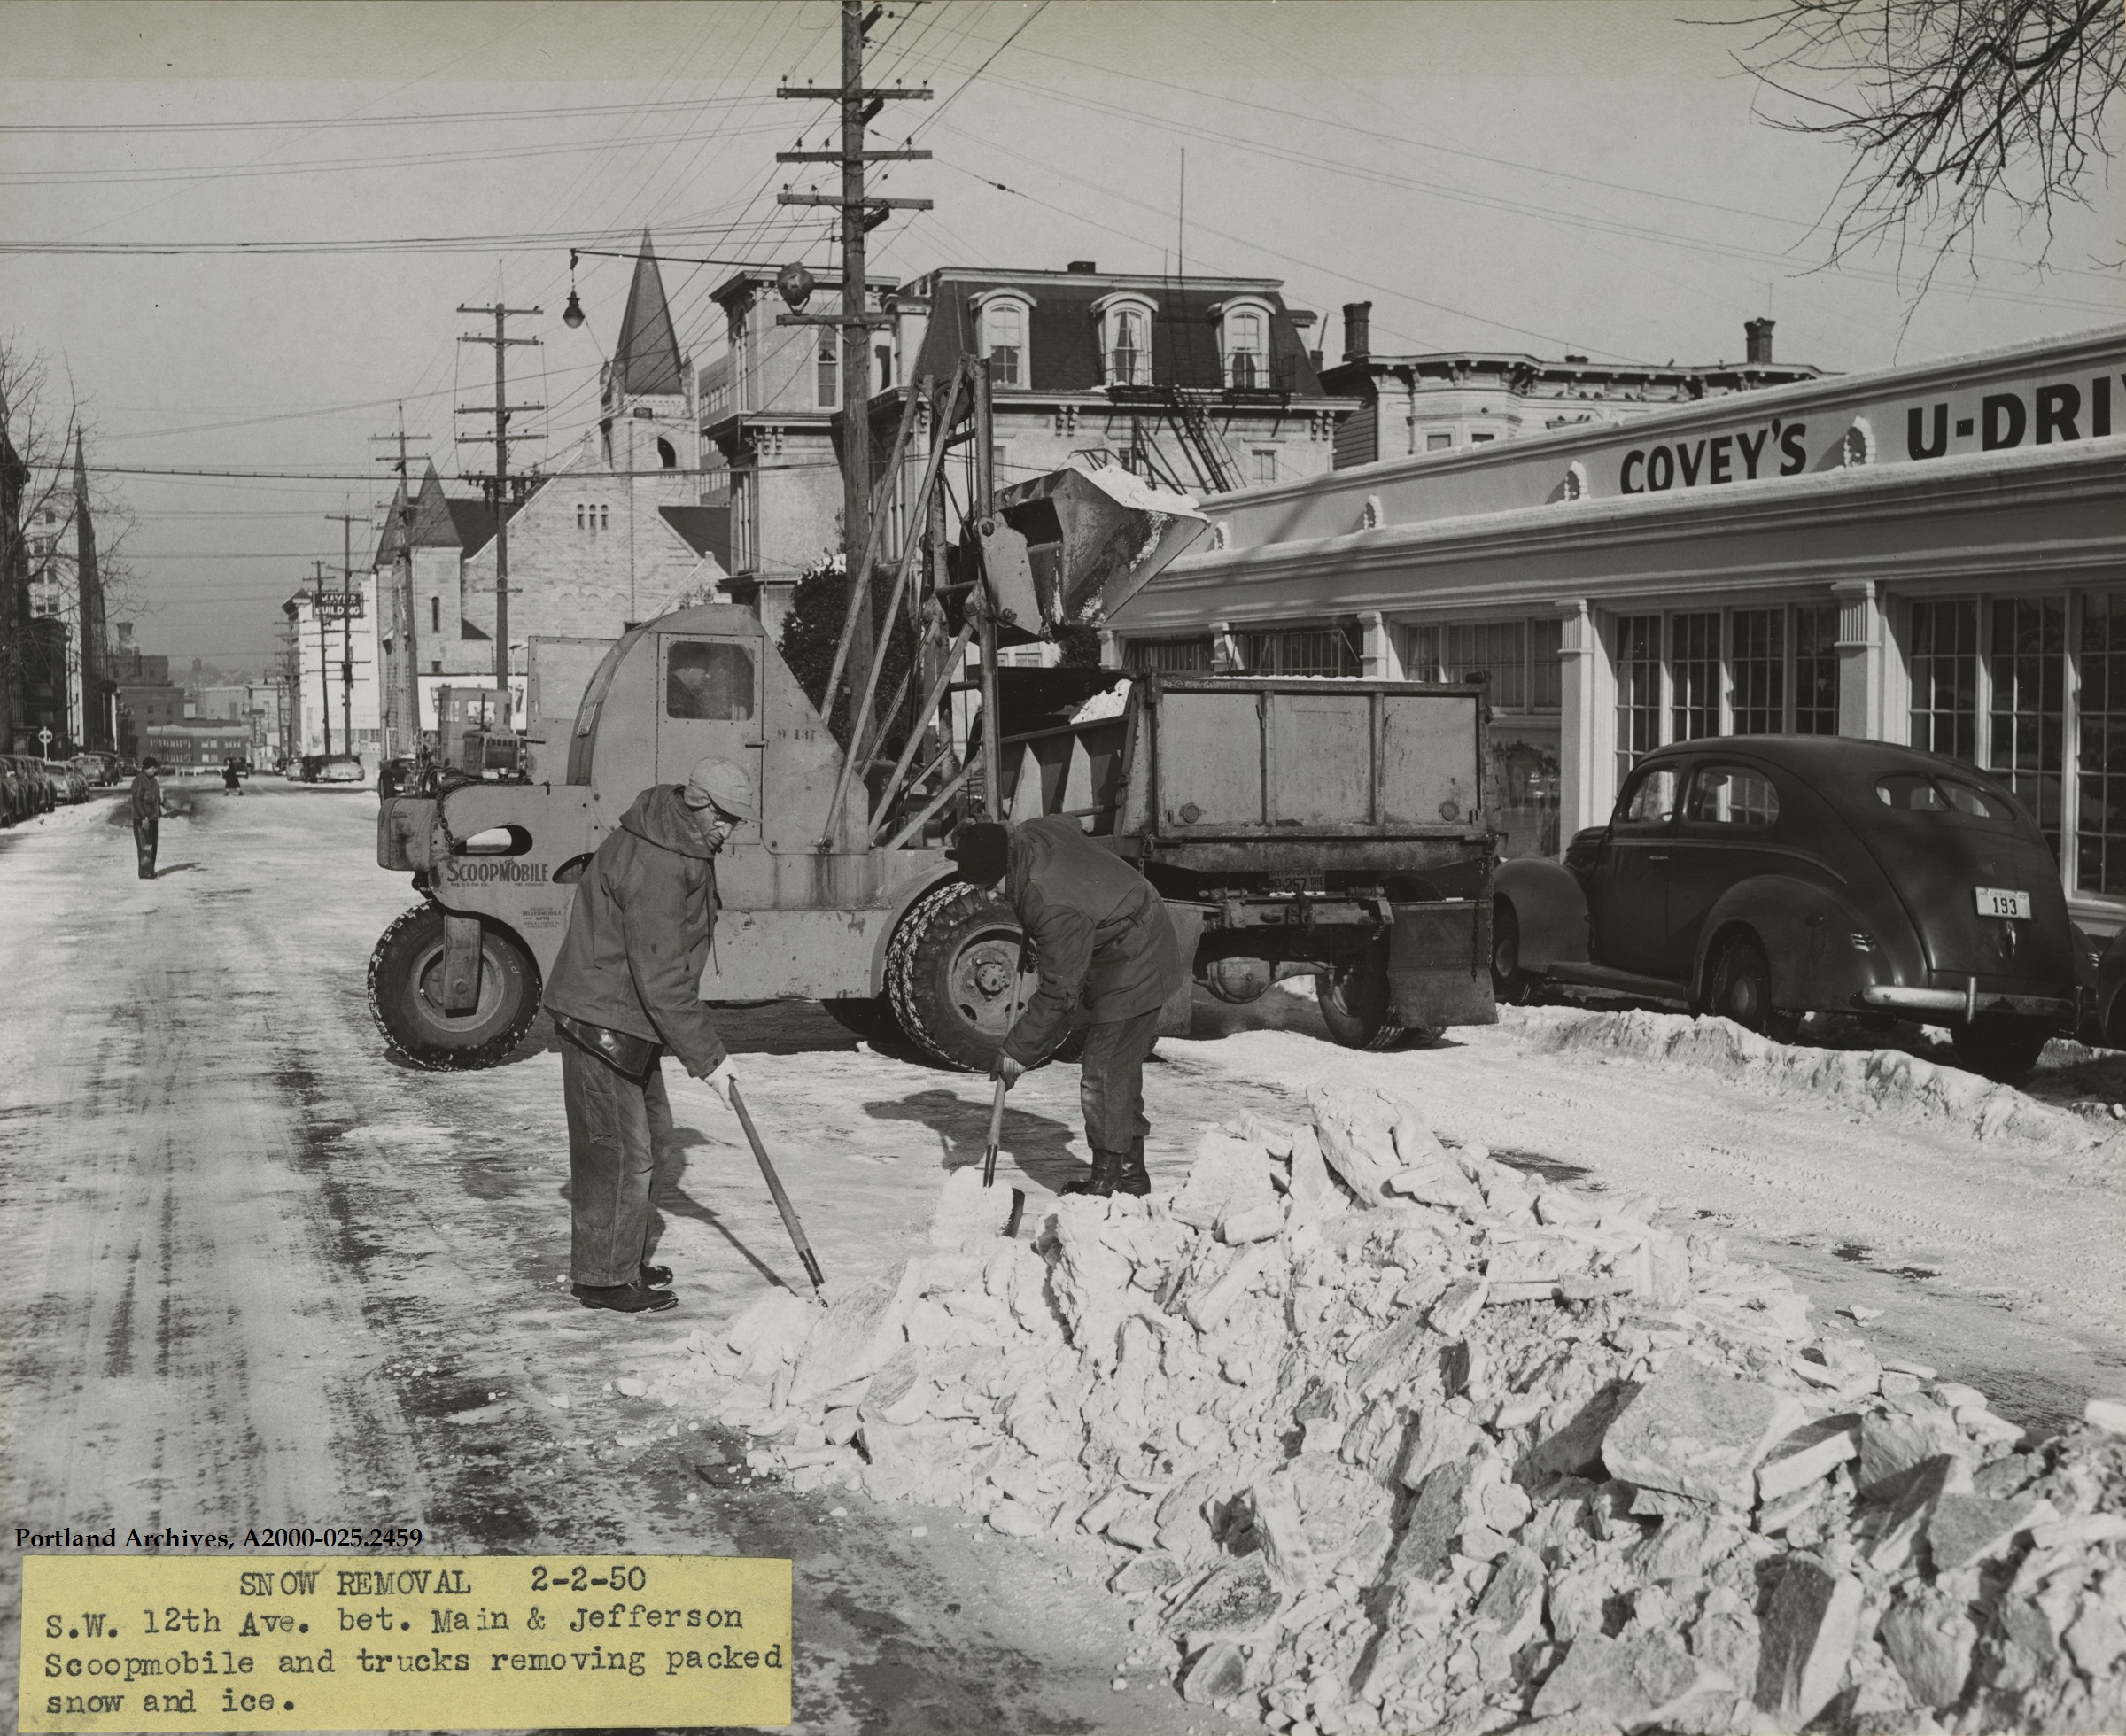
[656, 437, 678, 469]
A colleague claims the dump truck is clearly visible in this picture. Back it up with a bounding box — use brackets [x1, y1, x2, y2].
[368, 363, 1496, 1071]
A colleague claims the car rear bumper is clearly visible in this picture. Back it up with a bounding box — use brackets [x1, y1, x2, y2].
[1858, 983, 2077, 1021]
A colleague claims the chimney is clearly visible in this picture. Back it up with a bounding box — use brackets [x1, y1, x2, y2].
[1342, 300, 1372, 361]
[1066, 260, 1098, 275]
[1745, 317, 1774, 364]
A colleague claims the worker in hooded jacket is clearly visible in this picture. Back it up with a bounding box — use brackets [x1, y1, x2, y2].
[544, 756, 749, 1313]
[955, 815, 1183, 1198]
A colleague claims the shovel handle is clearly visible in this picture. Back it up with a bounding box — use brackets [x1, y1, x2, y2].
[981, 1074, 1008, 1190]
[727, 1080, 826, 1297]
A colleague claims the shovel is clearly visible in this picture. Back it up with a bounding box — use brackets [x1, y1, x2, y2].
[727, 1080, 826, 1299]
[980, 1075, 1028, 1239]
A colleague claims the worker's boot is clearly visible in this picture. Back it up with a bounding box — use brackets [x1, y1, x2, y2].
[1115, 1140, 1152, 1198]
[1066, 1150, 1128, 1197]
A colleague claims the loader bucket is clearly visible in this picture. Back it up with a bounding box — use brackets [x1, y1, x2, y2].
[990, 462, 1210, 636]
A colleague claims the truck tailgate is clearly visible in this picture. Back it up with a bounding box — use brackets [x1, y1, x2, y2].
[1134, 678, 1484, 837]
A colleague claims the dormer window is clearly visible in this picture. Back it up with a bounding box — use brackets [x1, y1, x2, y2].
[972, 291, 1035, 389]
[1214, 298, 1276, 389]
[1092, 292, 1157, 387]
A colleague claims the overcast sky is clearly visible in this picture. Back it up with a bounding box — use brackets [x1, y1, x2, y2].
[4, 0, 2120, 667]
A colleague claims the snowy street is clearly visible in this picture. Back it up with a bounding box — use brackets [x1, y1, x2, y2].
[2, 779, 2120, 1729]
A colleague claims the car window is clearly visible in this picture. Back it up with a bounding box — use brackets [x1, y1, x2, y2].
[1615, 765, 1678, 828]
[1875, 772, 2008, 822]
[1684, 765, 1780, 827]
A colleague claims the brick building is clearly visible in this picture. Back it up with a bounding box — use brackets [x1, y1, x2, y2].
[705, 260, 1357, 635]
[1322, 305, 1823, 467]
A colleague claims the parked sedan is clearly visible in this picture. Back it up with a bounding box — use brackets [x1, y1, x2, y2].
[1494, 736, 2080, 1081]
[4, 756, 55, 816]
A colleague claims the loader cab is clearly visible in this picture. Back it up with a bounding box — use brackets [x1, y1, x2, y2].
[563, 602, 851, 858]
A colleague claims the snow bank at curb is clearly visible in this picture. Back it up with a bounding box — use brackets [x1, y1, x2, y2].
[1516, 1005, 2102, 1151]
[663, 1085, 2126, 1735]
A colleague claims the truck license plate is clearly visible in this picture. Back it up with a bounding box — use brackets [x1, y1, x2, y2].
[1975, 887, 2031, 919]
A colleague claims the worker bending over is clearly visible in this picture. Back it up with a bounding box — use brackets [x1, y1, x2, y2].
[545, 756, 748, 1313]
[955, 816, 1182, 1197]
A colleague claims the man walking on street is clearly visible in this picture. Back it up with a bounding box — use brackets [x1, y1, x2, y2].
[130, 756, 164, 879]
[955, 816, 1183, 1198]
[544, 756, 749, 1313]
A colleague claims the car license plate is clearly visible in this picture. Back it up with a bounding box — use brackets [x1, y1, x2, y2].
[1975, 887, 2031, 919]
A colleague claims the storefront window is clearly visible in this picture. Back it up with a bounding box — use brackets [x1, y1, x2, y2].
[2078, 592, 2126, 895]
[1909, 599, 1979, 761]
[1670, 612, 1720, 742]
[1127, 637, 1213, 673]
[1240, 625, 1360, 677]
[1989, 596, 2065, 857]
[1731, 609, 1784, 734]
[1406, 616, 1563, 713]
[1795, 604, 1839, 734]
[1615, 613, 1662, 784]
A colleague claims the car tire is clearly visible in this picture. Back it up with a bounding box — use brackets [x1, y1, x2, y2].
[885, 880, 1036, 1072]
[368, 903, 542, 1071]
[1950, 1015, 2052, 1084]
[1315, 937, 1411, 1051]
[1491, 897, 1532, 1005]
[1706, 934, 1783, 1036]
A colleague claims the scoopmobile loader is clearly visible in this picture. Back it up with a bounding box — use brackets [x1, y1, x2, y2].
[370, 366, 1498, 1072]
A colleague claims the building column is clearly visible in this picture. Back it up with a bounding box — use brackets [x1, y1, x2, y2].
[1359, 610, 1403, 679]
[1831, 578, 1891, 740]
[1556, 598, 1607, 844]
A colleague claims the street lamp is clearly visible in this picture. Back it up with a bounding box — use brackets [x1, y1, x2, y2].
[776, 261, 817, 313]
[562, 250, 586, 329]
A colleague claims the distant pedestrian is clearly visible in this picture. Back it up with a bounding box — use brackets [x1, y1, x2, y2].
[222, 760, 243, 795]
[130, 757, 164, 879]
[542, 756, 749, 1313]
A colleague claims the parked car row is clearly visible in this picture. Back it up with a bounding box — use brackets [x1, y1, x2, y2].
[1493, 735, 2094, 1084]
[1, 754, 99, 824]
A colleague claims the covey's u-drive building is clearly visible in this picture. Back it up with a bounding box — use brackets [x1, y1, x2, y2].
[1109, 325, 2126, 930]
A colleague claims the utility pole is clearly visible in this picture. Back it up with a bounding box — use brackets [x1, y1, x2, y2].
[368, 408, 429, 759]
[324, 508, 365, 756]
[455, 303, 542, 694]
[312, 559, 333, 756]
[777, 1, 931, 708]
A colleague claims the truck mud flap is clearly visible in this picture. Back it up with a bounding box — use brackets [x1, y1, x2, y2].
[377, 796, 436, 872]
[1385, 899, 1497, 1030]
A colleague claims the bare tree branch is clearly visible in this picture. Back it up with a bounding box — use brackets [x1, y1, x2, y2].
[1720, 0, 2124, 275]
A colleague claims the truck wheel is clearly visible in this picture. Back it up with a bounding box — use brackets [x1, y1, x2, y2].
[886, 880, 1036, 1072]
[1491, 898, 1532, 1004]
[1315, 942, 1409, 1052]
[1950, 1015, 2051, 1084]
[368, 903, 541, 1071]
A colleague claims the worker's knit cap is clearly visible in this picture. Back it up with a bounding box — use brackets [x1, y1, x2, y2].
[683, 756, 757, 821]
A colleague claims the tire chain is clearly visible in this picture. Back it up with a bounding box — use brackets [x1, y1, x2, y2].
[366, 903, 542, 1072]
[883, 880, 985, 1069]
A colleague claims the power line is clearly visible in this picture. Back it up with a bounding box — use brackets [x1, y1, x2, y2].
[0, 91, 791, 134]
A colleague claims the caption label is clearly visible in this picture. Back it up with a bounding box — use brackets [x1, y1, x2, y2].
[21, 1554, 791, 1732]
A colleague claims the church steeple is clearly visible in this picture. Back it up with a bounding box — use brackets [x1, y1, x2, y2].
[612, 230, 685, 399]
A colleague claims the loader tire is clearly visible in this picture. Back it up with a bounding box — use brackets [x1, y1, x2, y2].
[369, 903, 541, 1071]
[886, 880, 1037, 1073]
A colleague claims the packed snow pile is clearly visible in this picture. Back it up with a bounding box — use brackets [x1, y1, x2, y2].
[679, 1085, 2126, 1734]
[1520, 1007, 2099, 1151]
